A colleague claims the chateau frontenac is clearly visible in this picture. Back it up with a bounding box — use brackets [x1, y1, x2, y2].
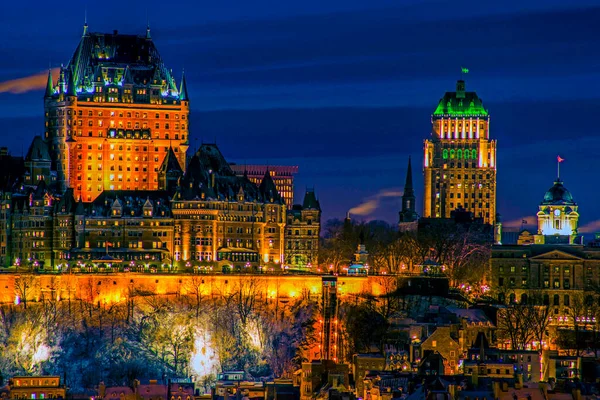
[0, 25, 320, 272]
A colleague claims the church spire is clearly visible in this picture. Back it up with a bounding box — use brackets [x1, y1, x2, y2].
[399, 156, 418, 224]
[404, 155, 414, 197]
[179, 70, 189, 101]
[45, 69, 54, 98]
[146, 23, 152, 40]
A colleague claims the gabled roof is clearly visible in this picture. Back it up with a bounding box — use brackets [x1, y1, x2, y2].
[25, 136, 50, 161]
[529, 248, 584, 261]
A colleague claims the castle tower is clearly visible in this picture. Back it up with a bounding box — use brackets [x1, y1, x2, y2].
[423, 78, 497, 225]
[44, 24, 189, 201]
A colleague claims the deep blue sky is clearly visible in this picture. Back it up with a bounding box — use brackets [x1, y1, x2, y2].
[1, 0, 600, 230]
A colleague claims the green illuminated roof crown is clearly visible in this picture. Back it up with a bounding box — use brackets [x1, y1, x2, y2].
[433, 80, 488, 117]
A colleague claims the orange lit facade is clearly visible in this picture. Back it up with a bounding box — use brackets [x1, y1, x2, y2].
[423, 79, 497, 225]
[44, 25, 189, 202]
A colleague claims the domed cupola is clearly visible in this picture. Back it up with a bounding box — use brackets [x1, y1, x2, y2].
[535, 177, 579, 244]
[541, 179, 576, 206]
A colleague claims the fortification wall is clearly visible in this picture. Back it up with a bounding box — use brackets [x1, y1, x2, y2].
[0, 273, 392, 305]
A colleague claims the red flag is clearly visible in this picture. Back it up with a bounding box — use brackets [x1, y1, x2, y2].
[557, 155, 564, 163]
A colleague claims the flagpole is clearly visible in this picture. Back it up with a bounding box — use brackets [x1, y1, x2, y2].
[557, 158, 560, 180]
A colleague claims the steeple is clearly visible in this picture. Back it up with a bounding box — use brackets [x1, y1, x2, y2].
[399, 156, 418, 224]
[404, 156, 414, 197]
[146, 24, 152, 40]
[45, 69, 54, 98]
[179, 70, 189, 101]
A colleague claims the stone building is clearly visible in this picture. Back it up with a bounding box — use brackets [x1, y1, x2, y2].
[490, 176, 600, 342]
[0, 140, 320, 271]
[423, 79, 497, 225]
[44, 24, 189, 201]
[285, 189, 321, 270]
[8, 376, 66, 400]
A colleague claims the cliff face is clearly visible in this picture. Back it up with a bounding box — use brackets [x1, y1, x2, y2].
[1, 273, 390, 306]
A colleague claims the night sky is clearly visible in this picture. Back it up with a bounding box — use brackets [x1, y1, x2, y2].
[1, 0, 600, 231]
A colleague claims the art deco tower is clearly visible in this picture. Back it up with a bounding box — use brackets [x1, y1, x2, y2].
[423, 79, 496, 224]
[44, 24, 189, 201]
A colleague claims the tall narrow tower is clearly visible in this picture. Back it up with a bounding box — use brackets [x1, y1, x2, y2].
[399, 156, 418, 223]
[423, 79, 496, 225]
[44, 24, 189, 201]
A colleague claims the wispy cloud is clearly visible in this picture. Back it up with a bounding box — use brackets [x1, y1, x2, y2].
[349, 188, 402, 216]
[579, 219, 600, 234]
[0, 68, 59, 94]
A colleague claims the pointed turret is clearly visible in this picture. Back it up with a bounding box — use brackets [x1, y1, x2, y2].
[259, 168, 281, 203]
[66, 67, 77, 97]
[302, 188, 321, 210]
[45, 69, 54, 98]
[58, 65, 66, 94]
[179, 70, 189, 101]
[146, 24, 152, 40]
[82, 22, 89, 37]
[399, 156, 418, 224]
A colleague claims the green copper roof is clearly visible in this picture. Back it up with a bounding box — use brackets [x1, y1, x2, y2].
[58, 28, 181, 100]
[44, 69, 54, 98]
[433, 80, 488, 117]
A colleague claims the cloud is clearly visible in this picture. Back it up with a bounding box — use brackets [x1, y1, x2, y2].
[579, 219, 600, 234]
[349, 189, 402, 216]
[0, 68, 59, 94]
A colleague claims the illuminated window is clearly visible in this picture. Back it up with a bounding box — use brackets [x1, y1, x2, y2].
[450, 149, 455, 159]
[442, 149, 448, 159]
[471, 149, 477, 159]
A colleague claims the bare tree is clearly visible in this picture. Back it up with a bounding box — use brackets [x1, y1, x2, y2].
[14, 274, 38, 309]
[184, 275, 206, 319]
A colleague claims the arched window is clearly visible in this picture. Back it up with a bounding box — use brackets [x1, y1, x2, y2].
[509, 293, 516, 304]
[498, 293, 505, 303]
[464, 149, 470, 159]
[543, 294, 549, 305]
[564, 295, 570, 307]
[457, 149, 463, 159]
[553, 294, 560, 306]
[443, 149, 448, 159]
[471, 149, 477, 159]
[450, 149, 456, 159]
[521, 293, 528, 304]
